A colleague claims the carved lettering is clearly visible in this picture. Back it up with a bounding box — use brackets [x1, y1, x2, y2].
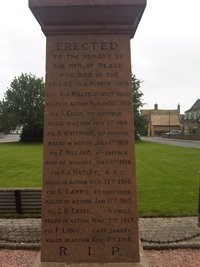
[60, 247, 69, 256]
[41, 35, 139, 262]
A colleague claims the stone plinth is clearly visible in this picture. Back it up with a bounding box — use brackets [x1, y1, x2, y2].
[29, 0, 146, 265]
[33, 246, 149, 267]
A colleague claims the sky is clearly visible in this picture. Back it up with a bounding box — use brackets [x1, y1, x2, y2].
[0, 0, 199, 114]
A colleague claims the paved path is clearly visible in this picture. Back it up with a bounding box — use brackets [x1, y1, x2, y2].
[0, 217, 200, 250]
[141, 137, 200, 149]
[140, 217, 200, 249]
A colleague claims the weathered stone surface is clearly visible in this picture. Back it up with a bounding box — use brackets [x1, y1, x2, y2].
[29, 0, 146, 37]
[41, 33, 139, 263]
[29, 0, 146, 264]
[33, 246, 149, 266]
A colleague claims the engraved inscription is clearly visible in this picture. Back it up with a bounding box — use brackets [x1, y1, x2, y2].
[42, 35, 139, 263]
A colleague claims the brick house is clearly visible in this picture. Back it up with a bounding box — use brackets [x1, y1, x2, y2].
[141, 104, 181, 137]
[183, 99, 200, 136]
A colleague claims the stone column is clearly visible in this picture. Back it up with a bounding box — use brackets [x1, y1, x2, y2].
[29, 1, 146, 266]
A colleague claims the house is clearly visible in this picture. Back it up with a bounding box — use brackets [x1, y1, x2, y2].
[141, 104, 181, 137]
[183, 99, 200, 136]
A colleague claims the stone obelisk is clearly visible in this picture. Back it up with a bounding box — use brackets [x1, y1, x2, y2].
[29, 1, 147, 266]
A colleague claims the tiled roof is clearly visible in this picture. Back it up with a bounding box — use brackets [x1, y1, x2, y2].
[186, 99, 200, 112]
[151, 114, 180, 126]
[141, 109, 180, 126]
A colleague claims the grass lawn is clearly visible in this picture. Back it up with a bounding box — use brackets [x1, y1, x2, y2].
[0, 141, 199, 217]
[136, 141, 200, 217]
[0, 142, 42, 188]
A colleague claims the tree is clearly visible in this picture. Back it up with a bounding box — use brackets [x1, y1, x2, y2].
[131, 74, 147, 139]
[0, 73, 44, 142]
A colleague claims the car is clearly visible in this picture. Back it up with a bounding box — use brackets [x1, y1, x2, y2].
[165, 130, 182, 135]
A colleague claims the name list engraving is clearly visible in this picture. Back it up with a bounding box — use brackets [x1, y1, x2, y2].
[42, 35, 139, 263]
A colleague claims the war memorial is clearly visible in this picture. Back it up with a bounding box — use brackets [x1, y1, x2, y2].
[29, 1, 147, 266]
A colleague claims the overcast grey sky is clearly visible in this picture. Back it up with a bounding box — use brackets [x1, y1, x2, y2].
[0, 0, 199, 114]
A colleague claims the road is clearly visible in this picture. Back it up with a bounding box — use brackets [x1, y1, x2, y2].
[141, 137, 200, 149]
[0, 134, 199, 149]
[0, 134, 20, 143]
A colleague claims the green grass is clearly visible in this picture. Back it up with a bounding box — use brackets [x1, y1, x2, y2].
[136, 141, 200, 217]
[0, 142, 42, 188]
[0, 141, 199, 217]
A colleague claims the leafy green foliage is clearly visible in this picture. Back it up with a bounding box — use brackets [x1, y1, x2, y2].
[131, 74, 147, 137]
[0, 73, 44, 142]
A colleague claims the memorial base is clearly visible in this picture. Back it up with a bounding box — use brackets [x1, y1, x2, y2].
[32, 247, 148, 267]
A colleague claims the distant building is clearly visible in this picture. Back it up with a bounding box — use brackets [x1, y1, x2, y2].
[141, 104, 181, 137]
[183, 99, 200, 136]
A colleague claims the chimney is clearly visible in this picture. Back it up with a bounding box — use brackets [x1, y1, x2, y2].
[154, 103, 158, 110]
[177, 103, 180, 114]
